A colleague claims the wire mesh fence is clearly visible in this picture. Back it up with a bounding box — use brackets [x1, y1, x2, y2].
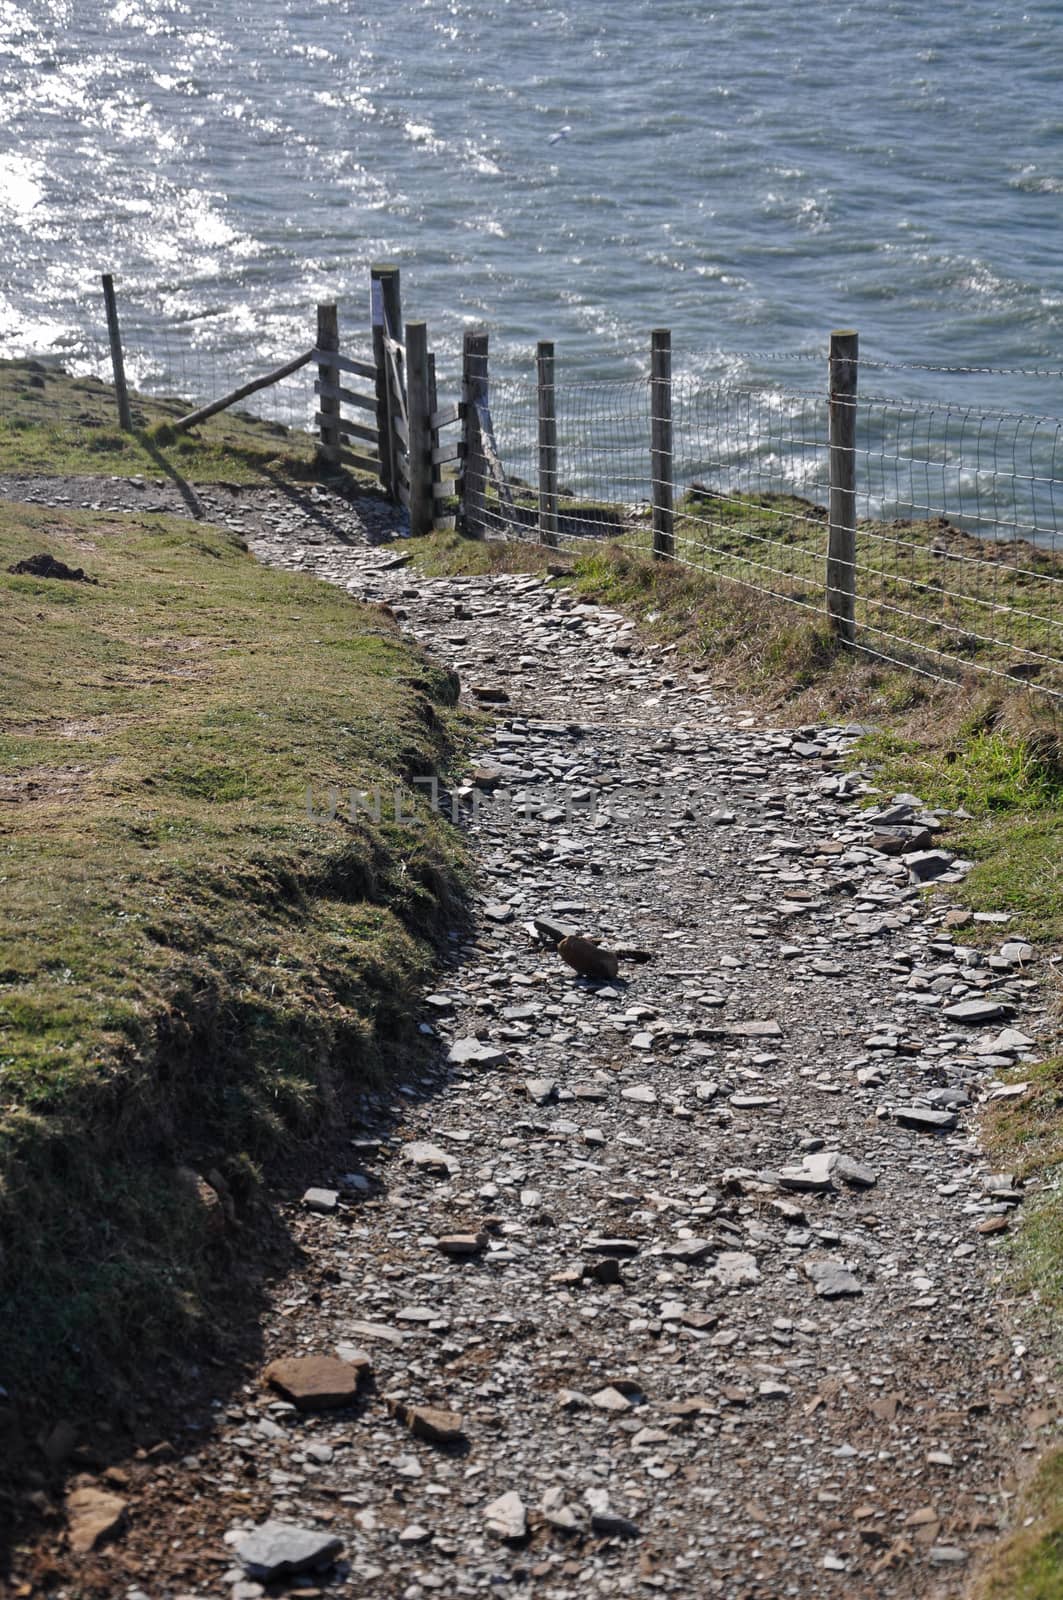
[1, 279, 1061, 709]
[468, 353, 1063, 707]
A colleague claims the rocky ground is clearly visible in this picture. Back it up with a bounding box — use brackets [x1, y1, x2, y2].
[3, 473, 1057, 1600]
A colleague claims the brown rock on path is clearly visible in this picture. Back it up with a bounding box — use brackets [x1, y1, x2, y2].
[557, 934, 620, 980]
[65, 1485, 128, 1555]
[388, 1399, 467, 1446]
[262, 1353, 370, 1410]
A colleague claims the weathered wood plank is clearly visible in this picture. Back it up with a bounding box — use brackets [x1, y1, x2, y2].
[432, 441, 463, 466]
[339, 446, 382, 476]
[430, 401, 462, 431]
[311, 348, 377, 381]
[314, 377, 378, 413]
[315, 412, 379, 446]
[315, 412, 377, 445]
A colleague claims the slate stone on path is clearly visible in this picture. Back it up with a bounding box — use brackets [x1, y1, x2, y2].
[804, 1260, 863, 1298]
[943, 999, 1014, 1024]
[891, 1106, 959, 1133]
[234, 1522, 344, 1582]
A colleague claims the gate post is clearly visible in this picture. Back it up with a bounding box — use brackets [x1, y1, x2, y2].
[460, 329, 489, 538]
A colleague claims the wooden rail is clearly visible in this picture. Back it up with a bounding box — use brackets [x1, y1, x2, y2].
[172, 347, 316, 434]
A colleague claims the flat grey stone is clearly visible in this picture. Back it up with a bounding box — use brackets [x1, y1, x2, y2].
[834, 1156, 878, 1188]
[892, 1106, 958, 1133]
[447, 1037, 509, 1067]
[804, 1259, 862, 1298]
[302, 1187, 339, 1213]
[525, 1077, 558, 1105]
[942, 999, 1014, 1024]
[235, 1521, 343, 1581]
[905, 849, 954, 882]
[401, 1141, 459, 1175]
[661, 1238, 714, 1264]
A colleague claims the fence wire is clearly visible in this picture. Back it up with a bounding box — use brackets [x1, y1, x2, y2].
[468, 360, 1063, 706]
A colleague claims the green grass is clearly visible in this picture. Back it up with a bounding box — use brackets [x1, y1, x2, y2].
[974, 1062, 1063, 1598]
[0, 498, 469, 1407]
[851, 716, 1063, 949]
[0, 357, 382, 489]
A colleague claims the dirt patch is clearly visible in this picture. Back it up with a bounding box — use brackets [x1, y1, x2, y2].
[0, 766, 93, 807]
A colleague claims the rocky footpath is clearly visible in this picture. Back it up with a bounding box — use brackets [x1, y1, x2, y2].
[3, 475, 1057, 1599]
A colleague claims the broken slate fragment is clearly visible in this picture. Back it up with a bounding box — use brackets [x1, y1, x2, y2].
[891, 1106, 959, 1133]
[804, 1259, 862, 1298]
[942, 999, 1014, 1025]
[483, 901, 514, 923]
[483, 1490, 528, 1542]
[447, 1038, 509, 1068]
[834, 1155, 878, 1189]
[302, 1187, 339, 1213]
[905, 850, 954, 883]
[402, 1141, 459, 1175]
[234, 1521, 344, 1582]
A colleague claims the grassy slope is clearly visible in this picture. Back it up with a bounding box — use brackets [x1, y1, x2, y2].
[0, 498, 469, 1417]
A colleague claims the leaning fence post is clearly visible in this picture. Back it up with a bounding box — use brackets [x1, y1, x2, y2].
[827, 329, 859, 642]
[315, 302, 340, 470]
[461, 329, 488, 538]
[101, 274, 132, 433]
[405, 321, 433, 539]
[537, 340, 558, 548]
[371, 264, 402, 499]
[651, 328, 674, 558]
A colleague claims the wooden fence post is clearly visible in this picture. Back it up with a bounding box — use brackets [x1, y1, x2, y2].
[537, 340, 558, 548]
[827, 329, 859, 642]
[371, 264, 402, 499]
[461, 329, 488, 538]
[316, 303, 340, 469]
[651, 328, 674, 559]
[101, 274, 132, 432]
[427, 352, 441, 510]
[405, 320, 433, 539]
